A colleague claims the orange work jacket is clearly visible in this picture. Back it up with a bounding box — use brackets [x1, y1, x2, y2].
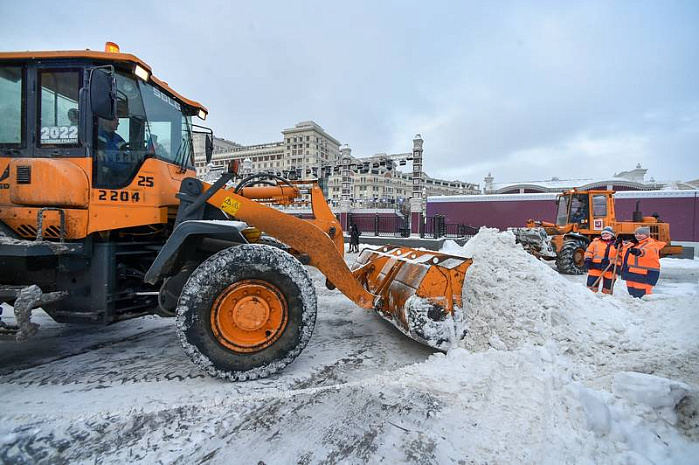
[619, 237, 665, 286]
[584, 238, 618, 274]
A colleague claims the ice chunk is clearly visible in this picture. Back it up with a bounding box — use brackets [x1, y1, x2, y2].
[612, 372, 690, 409]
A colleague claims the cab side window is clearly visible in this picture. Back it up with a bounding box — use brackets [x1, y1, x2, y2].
[0, 66, 24, 147]
[94, 73, 146, 188]
[38, 71, 80, 147]
[592, 194, 607, 217]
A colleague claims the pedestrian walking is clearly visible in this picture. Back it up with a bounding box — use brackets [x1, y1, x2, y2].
[349, 223, 360, 253]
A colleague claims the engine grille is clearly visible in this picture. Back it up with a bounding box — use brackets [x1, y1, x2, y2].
[16, 165, 31, 184]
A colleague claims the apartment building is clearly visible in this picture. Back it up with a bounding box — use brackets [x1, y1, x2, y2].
[193, 121, 476, 206]
[324, 155, 478, 208]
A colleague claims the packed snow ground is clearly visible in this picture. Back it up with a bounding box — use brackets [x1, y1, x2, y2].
[1, 229, 698, 464]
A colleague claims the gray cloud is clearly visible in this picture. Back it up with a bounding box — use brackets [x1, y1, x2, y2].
[2, 0, 697, 183]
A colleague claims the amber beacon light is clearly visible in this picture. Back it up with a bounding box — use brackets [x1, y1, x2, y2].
[104, 41, 120, 53]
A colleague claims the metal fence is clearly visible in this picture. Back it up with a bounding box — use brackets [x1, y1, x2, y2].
[421, 215, 478, 239]
[346, 213, 477, 239]
[348, 213, 409, 237]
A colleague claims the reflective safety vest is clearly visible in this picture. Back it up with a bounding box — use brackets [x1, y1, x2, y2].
[584, 238, 618, 272]
[620, 237, 665, 286]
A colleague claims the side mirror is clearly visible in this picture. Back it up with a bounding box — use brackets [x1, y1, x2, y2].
[205, 134, 214, 163]
[90, 69, 116, 120]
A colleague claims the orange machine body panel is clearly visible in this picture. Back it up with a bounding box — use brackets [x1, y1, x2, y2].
[0, 156, 192, 239]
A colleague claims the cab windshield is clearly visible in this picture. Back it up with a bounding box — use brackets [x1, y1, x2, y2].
[94, 71, 194, 188]
[556, 194, 589, 226]
[0, 66, 23, 147]
[555, 195, 570, 225]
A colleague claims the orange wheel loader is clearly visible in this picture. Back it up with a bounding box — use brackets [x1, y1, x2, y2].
[0, 44, 471, 380]
[512, 189, 684, 274]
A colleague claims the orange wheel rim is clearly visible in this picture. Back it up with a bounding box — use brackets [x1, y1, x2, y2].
[210, 279, 288, 353]
[574, 248, 585, 266]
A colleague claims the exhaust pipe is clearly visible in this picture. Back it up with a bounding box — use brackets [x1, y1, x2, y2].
[633, 200, 643, 222]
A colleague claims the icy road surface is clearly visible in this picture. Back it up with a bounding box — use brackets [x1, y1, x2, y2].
[1, 230, 698, 464]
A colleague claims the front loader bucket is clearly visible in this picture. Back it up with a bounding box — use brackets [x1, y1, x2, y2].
[352, 245, 472, 350]
[510, 227, 557, 259]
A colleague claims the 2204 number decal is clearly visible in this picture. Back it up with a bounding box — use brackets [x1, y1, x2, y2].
[97, 190, 142, 202]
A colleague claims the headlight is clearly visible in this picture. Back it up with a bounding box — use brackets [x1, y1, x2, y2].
[134, 65, 150, 81]
[198, 109, 207, 120]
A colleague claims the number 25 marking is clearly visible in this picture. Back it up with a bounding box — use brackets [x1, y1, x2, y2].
[137, 176, 154, 187]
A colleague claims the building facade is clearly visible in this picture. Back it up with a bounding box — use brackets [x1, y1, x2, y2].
[281, 121, 341, 176]
[324, 149, 478, 208]
[194, 121, 340, 178]
[193, 135, 241, 173]
[193, 122, 475, 208]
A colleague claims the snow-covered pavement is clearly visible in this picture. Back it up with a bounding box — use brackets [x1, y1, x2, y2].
[1, 230, 698, 464]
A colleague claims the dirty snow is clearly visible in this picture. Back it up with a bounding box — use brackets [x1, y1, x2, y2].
[0, 231, 697, 464]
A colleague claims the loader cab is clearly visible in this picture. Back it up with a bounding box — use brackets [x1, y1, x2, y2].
[0, 49, 209, 187]
[92, 69, 198, 188]
[555, 190, 615, 231]
[0, 45, 211, 241]
[556, 193, 590, 226]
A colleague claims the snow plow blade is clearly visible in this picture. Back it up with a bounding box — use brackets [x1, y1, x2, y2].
[510, 227, 557, 259]
[352, 245, 471, 349]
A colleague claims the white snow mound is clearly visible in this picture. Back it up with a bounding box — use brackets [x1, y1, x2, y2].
[444, 228, 640, 364]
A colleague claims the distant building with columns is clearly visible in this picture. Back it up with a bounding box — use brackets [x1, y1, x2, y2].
[194, 122, 477, 208]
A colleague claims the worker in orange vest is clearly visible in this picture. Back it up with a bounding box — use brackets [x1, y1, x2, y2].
[584, 226, 619, 294]
[619, 226, 666, 298]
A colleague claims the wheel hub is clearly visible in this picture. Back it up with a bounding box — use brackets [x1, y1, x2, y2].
[211, 280, 288, 353]
[232, 296, 270, 331]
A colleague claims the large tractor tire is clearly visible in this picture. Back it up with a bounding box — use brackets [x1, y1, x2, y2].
[176, 244, 317, 381]
[556, 238, 588, 275]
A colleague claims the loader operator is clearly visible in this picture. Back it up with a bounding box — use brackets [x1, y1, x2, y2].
[570, 195, 589, 224]
[96, 115, 132, 185]
[619, 226, 665, 298]
[584, 226, 619, 294]
[98, 115, 126, 154]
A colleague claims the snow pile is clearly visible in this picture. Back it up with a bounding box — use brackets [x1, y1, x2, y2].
[660, 257, 699, 270]
[396, 346, 699, 464]
[443, 229, 638, 364]
[1, 229, 697, 464]
[433, 228, 699, 463]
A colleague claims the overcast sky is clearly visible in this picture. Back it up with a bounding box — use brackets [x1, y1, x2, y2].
[2, 0, 697, 184]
